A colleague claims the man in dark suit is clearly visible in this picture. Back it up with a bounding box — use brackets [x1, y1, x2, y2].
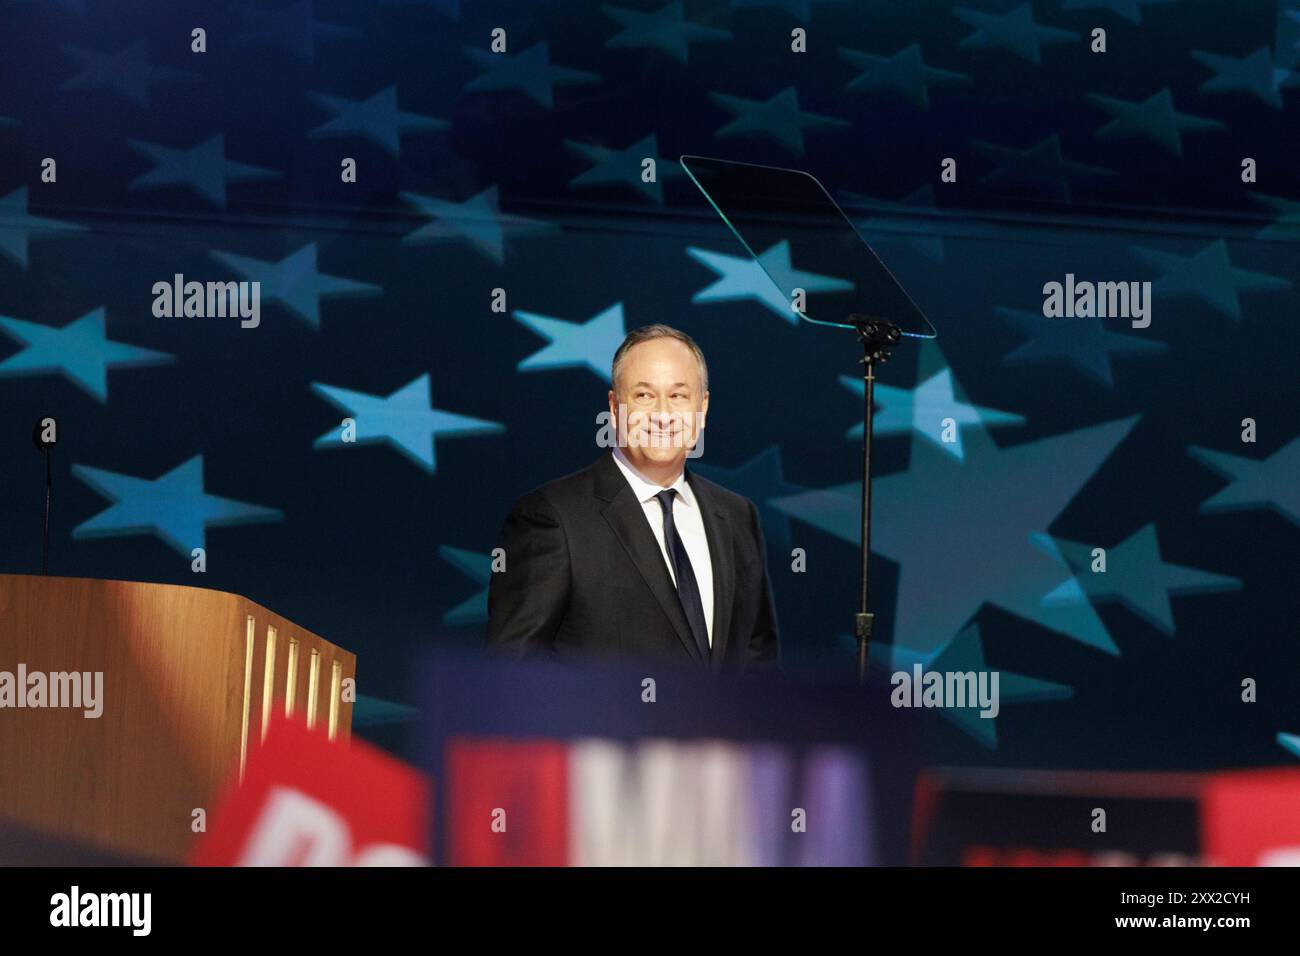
[487, 324, 779, 673]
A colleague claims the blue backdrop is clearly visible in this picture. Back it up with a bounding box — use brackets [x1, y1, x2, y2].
[1, 0, 1297, 770]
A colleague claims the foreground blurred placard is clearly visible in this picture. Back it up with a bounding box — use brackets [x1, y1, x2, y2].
[913, 767, 1300, 866]
[190, 715, 428, 866]
[420, 658, 923, 866]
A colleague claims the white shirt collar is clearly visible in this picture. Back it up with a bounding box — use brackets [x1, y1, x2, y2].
[611, 446, 696, 508]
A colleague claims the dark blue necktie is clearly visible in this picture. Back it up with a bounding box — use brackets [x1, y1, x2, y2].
[655, 489, 710, 661]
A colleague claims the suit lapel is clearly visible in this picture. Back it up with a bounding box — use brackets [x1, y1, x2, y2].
[594, 452, 706, 666]
[687, 468, 734, 672]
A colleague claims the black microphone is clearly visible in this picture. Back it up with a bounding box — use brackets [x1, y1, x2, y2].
[32, 417, 54, 575]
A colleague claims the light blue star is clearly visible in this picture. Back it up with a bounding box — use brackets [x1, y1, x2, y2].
[60, 41, 197, 107]
[689, 445, 809, 562]
[1089, 88, 1224, 156]
[0, 307, 172, 402]
[1190, 47, 1292, 109]
[1282, 7, 1300, 69]
[603, 2, 731, 62]
[400, 186, 553, 265]
[311, 374, 504, 473]
[209, 243, 381, 330]
[998, 306, 1166, 388]
[1189, 436, 1300, 527]
[129, 135, 281, 208]
[439, 545, 492, 625]
[954, 3, 1079, 64]
[1061, 0, 1172, 24]
[1251, 193, 1300, 242]
[1042, 524, 1241, 635]
[464, 41, 601, 109]
[0, 186, 86, 269]
[879, 623, 1073, 750]
[72, 455, 282, 556]
[973, 135, 1113, 202]
[233, 1, 359, 63]
[1128, 240, 1291, 320]
[566, 134, 683, 204]
[308, 85, 447, 156]
[842, 186, 945, 263]
[710, 86, 849, 154]
[353, 695, 421, 727]
[1278, 732, 1300, 760]
[772, 407, 1139, 659]
[514, 303, 627, 381]
[688, 240, 853, 324]
[838, 44, 970, 109]
[839, 361, 1024, 459]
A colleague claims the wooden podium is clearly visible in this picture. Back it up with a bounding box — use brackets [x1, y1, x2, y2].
[0, 574, 356, 863]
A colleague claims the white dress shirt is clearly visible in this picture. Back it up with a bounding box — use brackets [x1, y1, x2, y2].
[611, 446, 715, 647]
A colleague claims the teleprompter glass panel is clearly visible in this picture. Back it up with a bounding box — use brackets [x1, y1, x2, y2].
[681, 155, 937, 338]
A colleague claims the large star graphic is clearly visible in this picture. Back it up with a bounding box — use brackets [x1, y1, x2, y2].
[842, 186, 945, 263]
[514, 302, 627, 381]
[0, 186, 86, 269]
[953, 3, 1079, 64]
[689, 445, 810, 562]
[1188, 436, 1300, 527]
[997, 306, 1166, 388]
[872, 622, 1073, 750]
[603, 2, 731, 62]
[1128, 240, 1290, 320]
[1278, 732, 1300, 760]
[709, 86, 850, 154]
[839, 364, 1024, 460]
[1088, 88, 1223, 156]
[1191, 47, 1292, 109]
[311, 374, 504, 473]
[209, 243, 381, 330]
[400, 186, 553, 265]
[60, 41, 197, 107]
[308, 85, 447, 155]
[838, 44, 970, 109]
[439, 545, 492, 625]
[72, 455, 282, 556]
[232, 1, 359, 63]
[0, 307, 172, 402]
[973, 135, 1112, 202]
[771, 405, 1138, 659]
[129, 135, 281, 208]
[463, 41, 601, 109]
[1042, 523, 1241, 634]
[565, 134, 684, 204]
[687, 240, 853, 324]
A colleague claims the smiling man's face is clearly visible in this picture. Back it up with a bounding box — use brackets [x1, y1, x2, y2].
[608, 337, 709, 485]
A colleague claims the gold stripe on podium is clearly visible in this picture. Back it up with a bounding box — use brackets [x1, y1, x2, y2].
[260, 626, 277, 744]
[306, 648, 321, 731]
[239, 614, 255, 782]
[328, 660, 343, 741]
[285, 638, 300, 718]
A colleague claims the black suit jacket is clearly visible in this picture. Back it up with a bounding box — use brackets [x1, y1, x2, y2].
[486, 451, 780, 673]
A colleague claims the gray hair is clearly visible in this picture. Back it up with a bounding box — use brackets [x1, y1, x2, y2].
[611, 324, 709, 394]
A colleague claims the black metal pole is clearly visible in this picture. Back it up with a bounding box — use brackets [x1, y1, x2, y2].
[850, 318, 900, 685]
[42, 444, 51, 575]
[855, 351, 876, 685]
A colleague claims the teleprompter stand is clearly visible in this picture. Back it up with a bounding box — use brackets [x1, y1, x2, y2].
[680, 154, 938, 685]
[849, 316, 901, 684]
